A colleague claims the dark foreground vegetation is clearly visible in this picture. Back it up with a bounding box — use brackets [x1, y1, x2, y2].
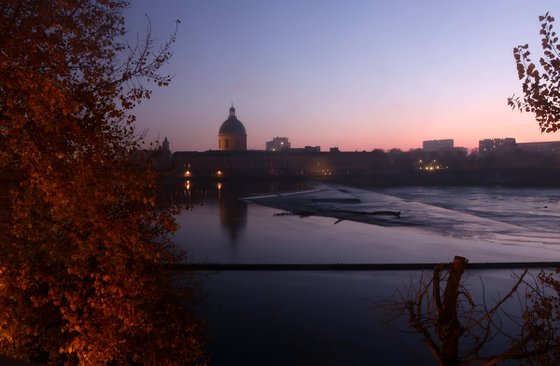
[1, 1, 205, 364]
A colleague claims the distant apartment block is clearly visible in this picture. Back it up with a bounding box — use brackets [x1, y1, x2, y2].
[479, 138, 516, 153]
[517, 141, 560, 154]
[423, 139, 454, 152]
[266, 137, 291, 151]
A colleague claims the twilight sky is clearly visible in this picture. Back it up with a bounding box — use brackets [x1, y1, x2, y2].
[126, 0, 560, 152]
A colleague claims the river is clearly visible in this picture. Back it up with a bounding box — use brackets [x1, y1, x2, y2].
[173, 181, 560, 365]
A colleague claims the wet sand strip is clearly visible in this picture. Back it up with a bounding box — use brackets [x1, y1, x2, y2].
[170, 262, 560, 271]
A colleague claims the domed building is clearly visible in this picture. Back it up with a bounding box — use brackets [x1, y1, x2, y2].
[218, 105, 247, 151]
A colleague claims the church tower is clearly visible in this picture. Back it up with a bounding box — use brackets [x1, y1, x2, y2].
[218, 105, 247, 151]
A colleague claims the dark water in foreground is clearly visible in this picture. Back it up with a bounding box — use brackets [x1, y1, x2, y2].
[201, 270, 524, 365]
[173, 181, 560, 365]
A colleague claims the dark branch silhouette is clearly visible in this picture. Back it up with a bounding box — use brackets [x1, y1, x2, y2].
[379, 256, 551, 366]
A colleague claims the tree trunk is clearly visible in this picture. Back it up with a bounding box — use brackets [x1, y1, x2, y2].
[436, 256, 467, 366]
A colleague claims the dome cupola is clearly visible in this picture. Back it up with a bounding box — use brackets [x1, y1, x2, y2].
[218, 105, 247, 151]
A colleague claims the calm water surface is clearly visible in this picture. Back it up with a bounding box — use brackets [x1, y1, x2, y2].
[200, 269, 525, 365]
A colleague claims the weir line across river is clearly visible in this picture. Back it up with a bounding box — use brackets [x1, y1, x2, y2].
[170, 262, 560, 271]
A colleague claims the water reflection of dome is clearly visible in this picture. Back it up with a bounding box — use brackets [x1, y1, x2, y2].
[219, 198, 248, 243]
[218, 105, 247, 151]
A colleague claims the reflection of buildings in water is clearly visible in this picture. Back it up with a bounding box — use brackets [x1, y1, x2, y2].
[179, 179, 307, 245]
[219, 196, 248, 243]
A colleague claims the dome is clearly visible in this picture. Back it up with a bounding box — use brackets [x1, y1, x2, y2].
[219, 117, 247, 135]
[219, 106, 246, 136]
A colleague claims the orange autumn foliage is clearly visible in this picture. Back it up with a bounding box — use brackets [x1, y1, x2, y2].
[509, 13, 560, 133]
[0, 1, 205, 364]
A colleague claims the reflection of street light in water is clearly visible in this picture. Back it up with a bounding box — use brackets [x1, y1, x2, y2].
[184, 180, 192, 204]
[217, 182, 222, 198]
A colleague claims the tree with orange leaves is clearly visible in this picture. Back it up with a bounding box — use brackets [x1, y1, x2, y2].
[0, 1, 205, 364]
[509, 12, 560, 132]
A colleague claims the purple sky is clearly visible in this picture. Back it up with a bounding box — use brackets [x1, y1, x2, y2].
[125, 0, 560, 152]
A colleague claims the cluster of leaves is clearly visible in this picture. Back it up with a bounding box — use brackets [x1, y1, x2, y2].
[509, 13, 560, 132]
[0, 1, 205, 364]
[522, 270, 560, 365]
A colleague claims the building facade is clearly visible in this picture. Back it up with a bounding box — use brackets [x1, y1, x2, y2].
[423, 139, 454, 152]
[266, 137, 291, 151]
[479, 138, 516, 153]
[174, 150, 383, 179]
